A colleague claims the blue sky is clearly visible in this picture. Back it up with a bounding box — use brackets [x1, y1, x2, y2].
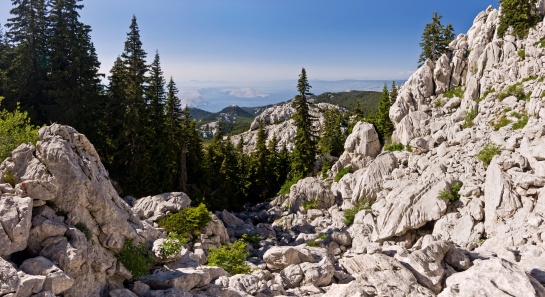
[1, 0, 497, 84]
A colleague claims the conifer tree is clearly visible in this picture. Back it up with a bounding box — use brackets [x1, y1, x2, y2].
[0, 25, 8, 97]
[46, 0, 102, 129]
[246, 121, 271, 203]
[291, 68, 316, 178]
[353, 100, 364, 119]
[319, 108, 345, 157]
[5, 0, 49, 122]
[418, 11, 455, 67]
[389, 81, 398, 105]
[498, 0, 539, 39]
[179, 106, 204, 194]
[373, 84, 394, 143]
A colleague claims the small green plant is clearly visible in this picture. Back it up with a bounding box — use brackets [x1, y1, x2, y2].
[3, 171, 16, 187]
[302, 199, 318, 211]
[321, 157, 332, 179]
[438, 182, 461, 201]
[75, 222, 92, 241]
[492, 115, 511, 131]
[477, 89, 496, 103]
[512, 114, 529, 130]
[477, 142, 501, 166]
[518, 49, 526, 60]
[343, 199, 372, 226]
[406, 144, 413, 152]
[241, 233, 261, 244]
[334, 167, 353, 182]
[498, 83, 526, 101]
[306, 241, 320, 247]
[157, 203, 212, 238]
[208, 240, 251, 275]
[278, 176, 301, 196]
[434, 99, 444, 108]
[384, 142, 404, 152]
[159, 233, 187, 260]
[535, 38, 545, 48]
[316, 233, 329, 240]
[443, 86, 464, 99]
[117, 239, 154, 279]
[461, 108, 478, 129]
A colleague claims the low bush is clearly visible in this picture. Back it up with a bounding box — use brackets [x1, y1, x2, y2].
[438, 182, 461, 201]
[3, 171, 16, 187]
[343, 199, 372, 226]
[159, 232, 187, 260]
[535, 38, 545, 48]
[0, 103, 40, 161]
[434, 99, 444, 108]
[302, 199, 318, 211]
[384, 142, 404, 152]
[477, 142, 501, 166]
[498, 83, 526, 101]
[75, 222, 92, 241]
[208, 240, 250, 275]
[512, 114, 529, 130]
[492, 115, 511, 131]
[462, 108, 478, 129]
[334, 167, 352, 182]
[157, 203, 212, 238]
[278, 176, 301, 196]
[316, 233, 329, 240]
[117, 239, 154, 279]
[477, 89, 496, 103]
[306, 241, 320, 247]
[518, 49, 526, 60]
[443, 86, 464, 99]
[241, 233, 261, 244]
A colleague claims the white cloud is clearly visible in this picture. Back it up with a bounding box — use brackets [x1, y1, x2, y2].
[221, 88, 269, 98]
[179, 88, 208, 108]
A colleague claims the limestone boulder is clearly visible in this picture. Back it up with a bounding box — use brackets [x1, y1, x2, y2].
[263, 246, 319, 271]
[350, 152, 398, 203]
[133, 192, 191, 222]
[20, 256, 74, 295]
[0, 257, 19, 296]
[285, 177, 335, 213]
[0, 195, 33, 257]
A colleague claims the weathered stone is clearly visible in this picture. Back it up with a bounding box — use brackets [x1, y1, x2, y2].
[132, 192, 191, 222]
[0, 257, 19, 296]
[263, 246, 316, 271]
[0, 196, 32, 257]
[20, 257, 74, 295]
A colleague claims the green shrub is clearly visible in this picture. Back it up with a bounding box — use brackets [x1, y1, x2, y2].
[208, 240, 250, 275]
[75, 222, 92, 241]
[302, 199, 318, 211]
[406, 144, 413, 152]
[334, 167, 353, 182]
[159, 233, 187, 260]
[512, 114, 529, 130]
[477, 89, 496, 103]
[117, 239, 154, 279]
[316, 233, 329, 240]
[434, 99, 444, 108]
[241, 233, 261, 244]
[438, 182, 461, 201]
[492, 115, 511, 131]
[320, 157, 332, 178]
[306, 241, 320, 247]
[497, 0, 540, 39]
[0, 103, 41, 161]
[384, 142, 404, 152]
[2, 171, 16, 187]
[477, 143, 501, 166]
[462, 108, 478, 129]
[498, 83, 526, 101]
[535, 38, 545, 48]
[518, 49, 526, 60]
[343, 199, 372, 226]
[157, 203, 212, 238]
[443, 86, 464, 99]
[278, 176, 301, 196]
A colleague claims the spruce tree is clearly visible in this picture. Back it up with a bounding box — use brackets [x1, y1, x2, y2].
[389, 81, 398, 105]
[179, 106, 204, 195]
[246, 121, 271, 203]
[373, 83, 394, 143]
[418, 11, 455, 67]
[319, 108, 345, 157]
[0, 25, 8, 97]
[46, 0, 102, 129]
[353, 100, 364, 119]
[498, 0, 539, 39]
[5, 0, 49, 122]
[291, 68, 316, 178]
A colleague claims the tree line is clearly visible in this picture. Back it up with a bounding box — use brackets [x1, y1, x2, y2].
[0, 0, 400, 210]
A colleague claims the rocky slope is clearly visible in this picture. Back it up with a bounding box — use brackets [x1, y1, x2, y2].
[2, 4, 545, 297]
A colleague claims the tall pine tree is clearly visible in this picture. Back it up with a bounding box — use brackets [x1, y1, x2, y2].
[5, 0, 49, 122]
[418, 11, 455, 67]
[373, 83, 394, 143]
[291, 68, 316, 178]
[0, 24, 8, 98]
[319, 108, 345, 157]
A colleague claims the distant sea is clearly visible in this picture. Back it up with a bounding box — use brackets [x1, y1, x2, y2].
[178, 79, 406, 112]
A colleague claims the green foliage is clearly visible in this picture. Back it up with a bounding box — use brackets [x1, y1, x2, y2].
[318, 108, 346, 156]
[334, 167, 353, 182]
[241, 233, 261, 244]
[492, 115, 511, 131]
[0, 103, 40, 161]
[438, 182, 461, 201]
[3, 171, 16, 187]
[321, 156, 332, 178]
[512, 114, 529, 130]
[316, 233, 329, 240]
[536, 38, 545, 48]
[312, 91, 381, 114]
[477, 89, 496, 103]
[117, 239, 154, 279]
[278, 176, 301, 196]
[306, 241, 320, 247]
[498, 82, 527, 101]
[498, 0, 539, 39]
[478, 143, 501, 166]
[384, 142, 404, 152]
[159, 233, 187, 260]
[418, 11, 455, 66]
[343, 200, 372, 226]
[443, 86, 464, 99]
[434, 99, 444, 108]
[462, 108, 478, 129]
[518, 49, 526, 60]
[208, 240, 250, 275]
[157, 203, 212, 237]
[406, 144, 413, 153]
[302, 199, 318, 211]
[75, 222, 92, 241]
[371, 84, 394, 142]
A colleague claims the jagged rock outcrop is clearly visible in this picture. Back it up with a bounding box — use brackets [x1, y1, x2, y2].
[133, 192, 191, 222]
